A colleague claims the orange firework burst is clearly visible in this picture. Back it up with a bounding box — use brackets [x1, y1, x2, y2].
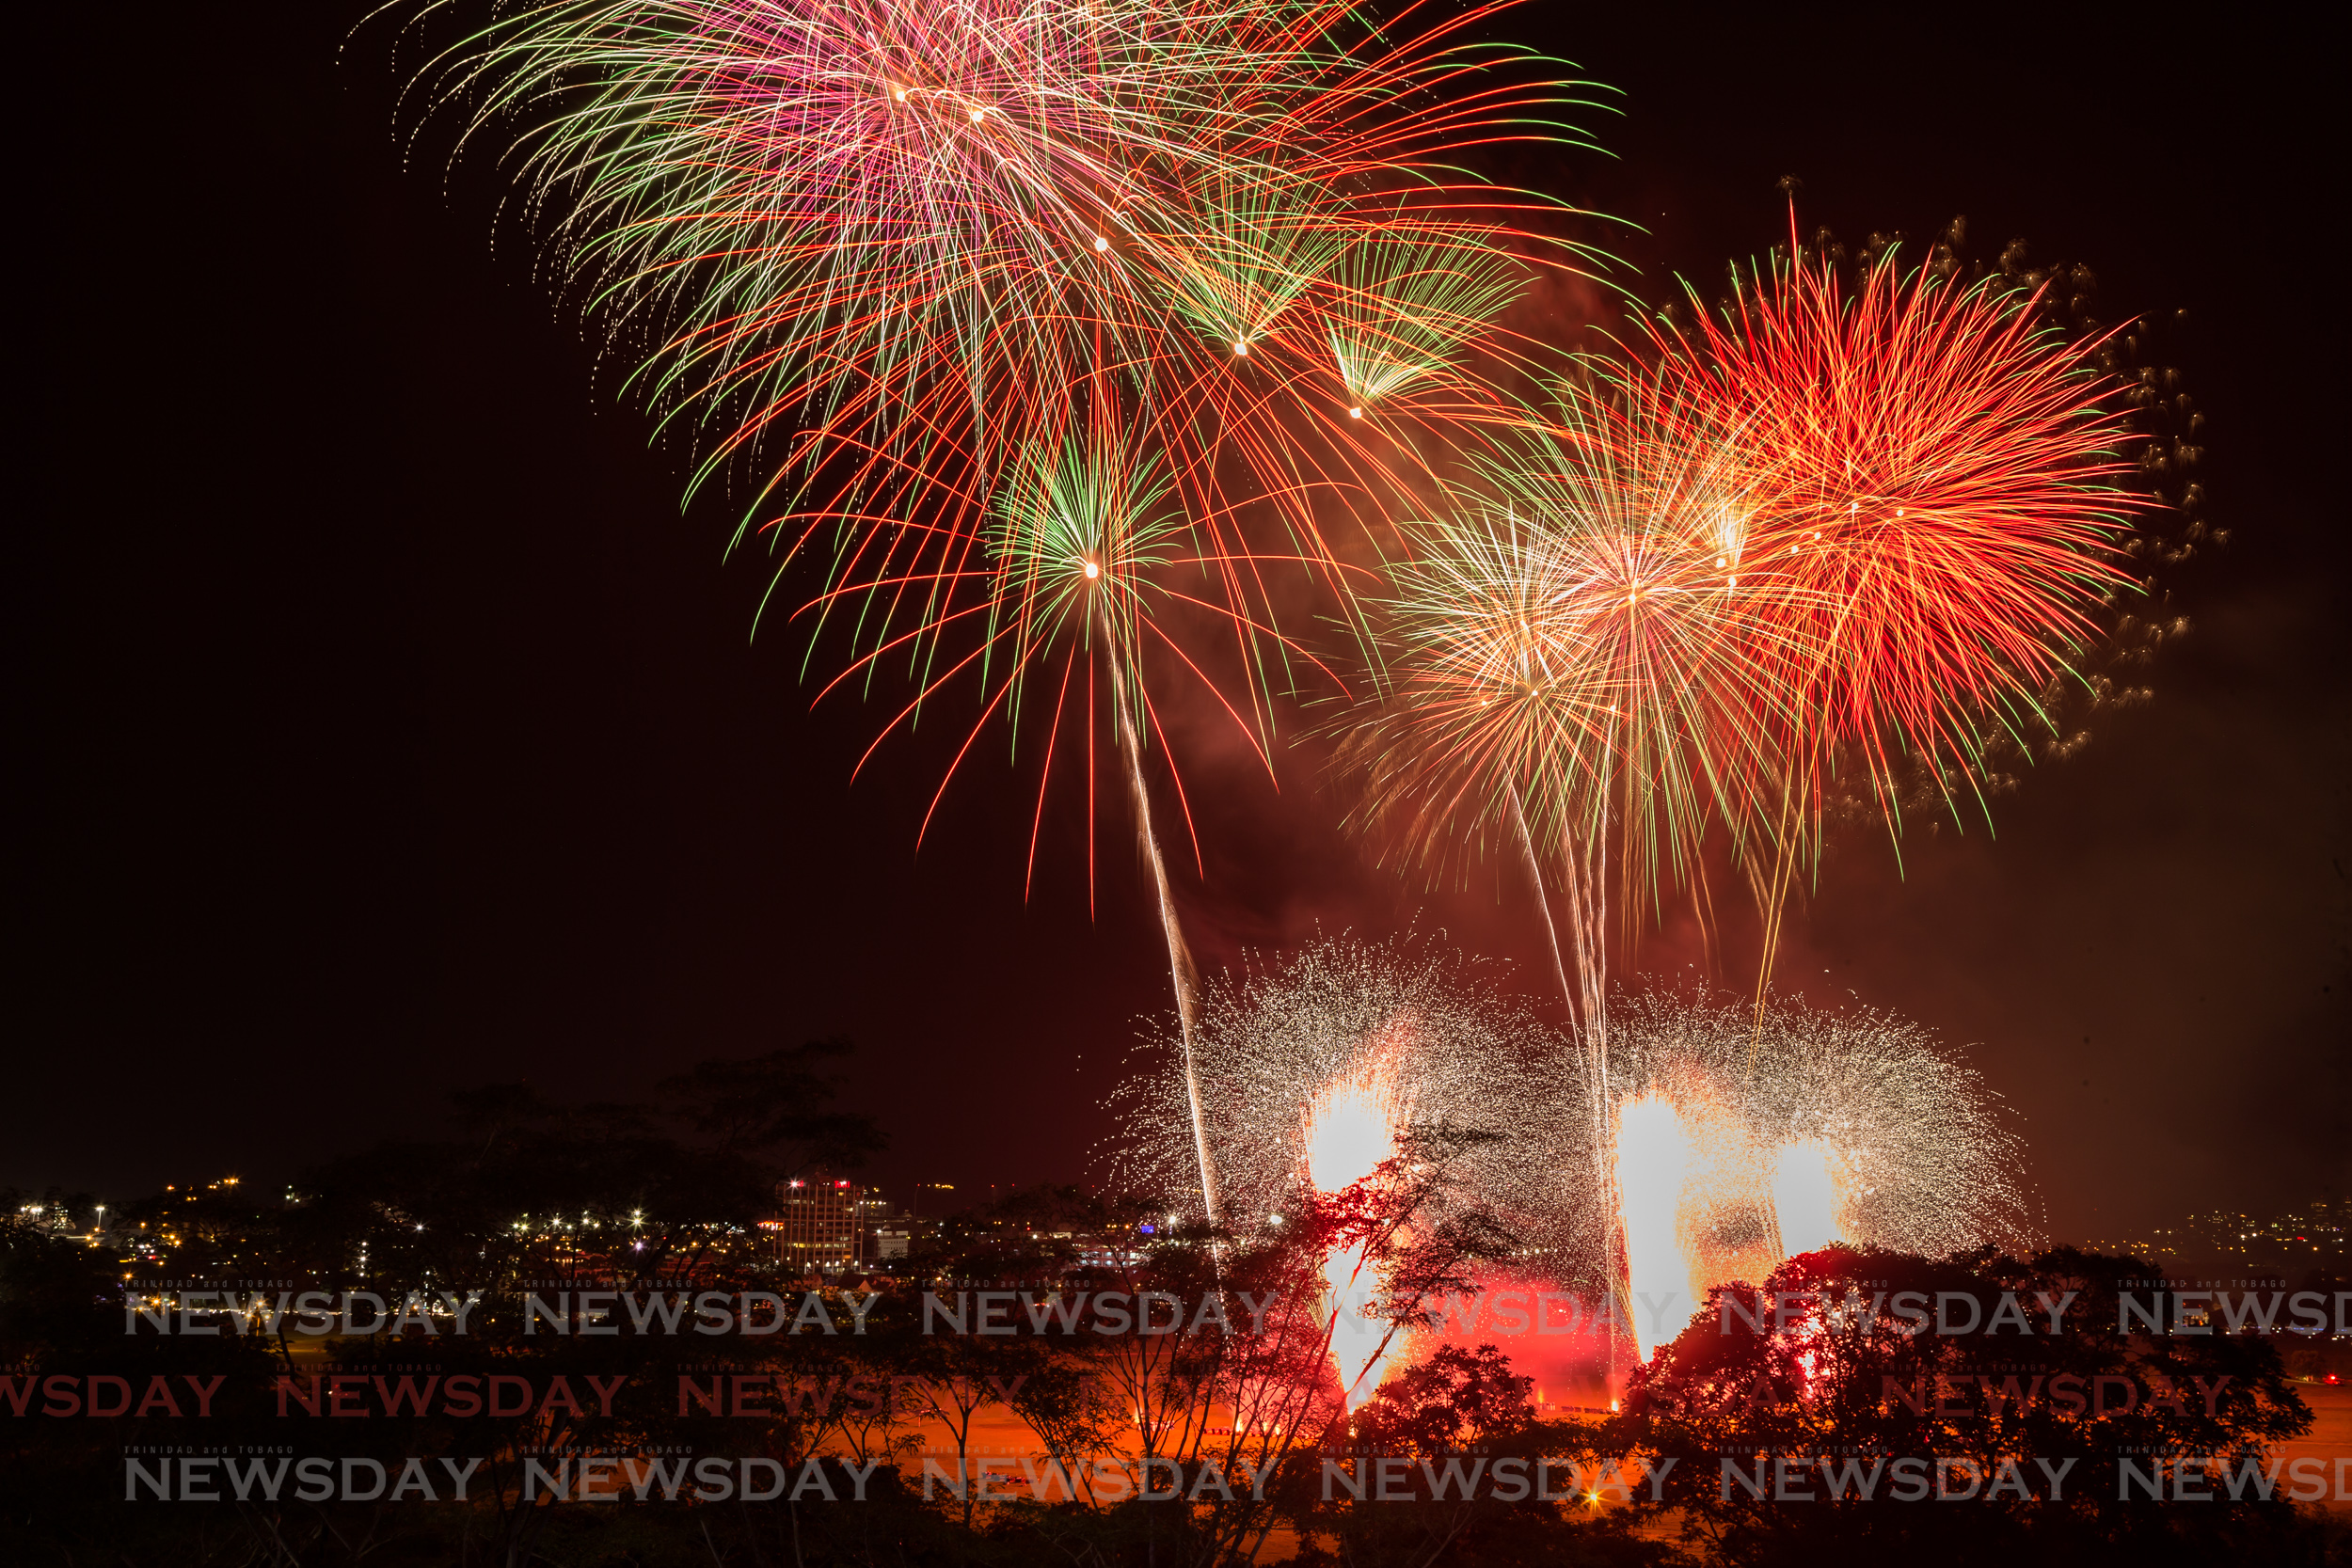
[1612, 215, 2147, 1010]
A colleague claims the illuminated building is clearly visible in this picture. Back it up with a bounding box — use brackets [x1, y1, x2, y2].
[769, 1178, 881, 1274]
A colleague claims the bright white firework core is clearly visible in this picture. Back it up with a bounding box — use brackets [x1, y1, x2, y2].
[1616, 1096, 1695, 1359]
[1772, 1139, 1840, 1257]
[1306, 1077, 1392, 1193]
[1307, 1070, 1402, 1407]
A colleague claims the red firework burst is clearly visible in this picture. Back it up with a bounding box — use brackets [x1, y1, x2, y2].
[1636, 214, 2143, 832]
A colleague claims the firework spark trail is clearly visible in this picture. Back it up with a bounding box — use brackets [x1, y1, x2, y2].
[1504, 782, 1575, 1026]
[1111, 671, 1220, 1226]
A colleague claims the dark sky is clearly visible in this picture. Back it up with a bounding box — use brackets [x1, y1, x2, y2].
[17, 3, 2345, 1238]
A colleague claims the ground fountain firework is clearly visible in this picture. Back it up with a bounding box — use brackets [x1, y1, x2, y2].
[1597, 987, 2036, 1354]
[1109, 933, 1564, 1401]
[1112, 940, 2034, 1391]
[1110, 933, 1558, 1231]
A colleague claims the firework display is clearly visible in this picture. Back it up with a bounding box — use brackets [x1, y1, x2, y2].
[1345, 243, 2136, 998]
[411, 0, 1586, 612]
[1116, 942, 2031, 1373]
[1316, 242, 2129, 1386]
[393, 0, 2173, 1402]
[1598, 988, 2035, 1354]
[1638, 235, 2138, 826]
[405, 1, 1608, 1232]
[409, 3, 2137, 1029]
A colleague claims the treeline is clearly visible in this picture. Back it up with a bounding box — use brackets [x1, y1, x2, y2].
[2, 1047, 2344, 1566]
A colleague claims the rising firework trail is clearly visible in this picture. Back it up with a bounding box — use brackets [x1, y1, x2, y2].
[813, 415, 1332, 1223]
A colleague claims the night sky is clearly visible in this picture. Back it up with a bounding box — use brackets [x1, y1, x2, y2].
[17, 3, 2345, 1237]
